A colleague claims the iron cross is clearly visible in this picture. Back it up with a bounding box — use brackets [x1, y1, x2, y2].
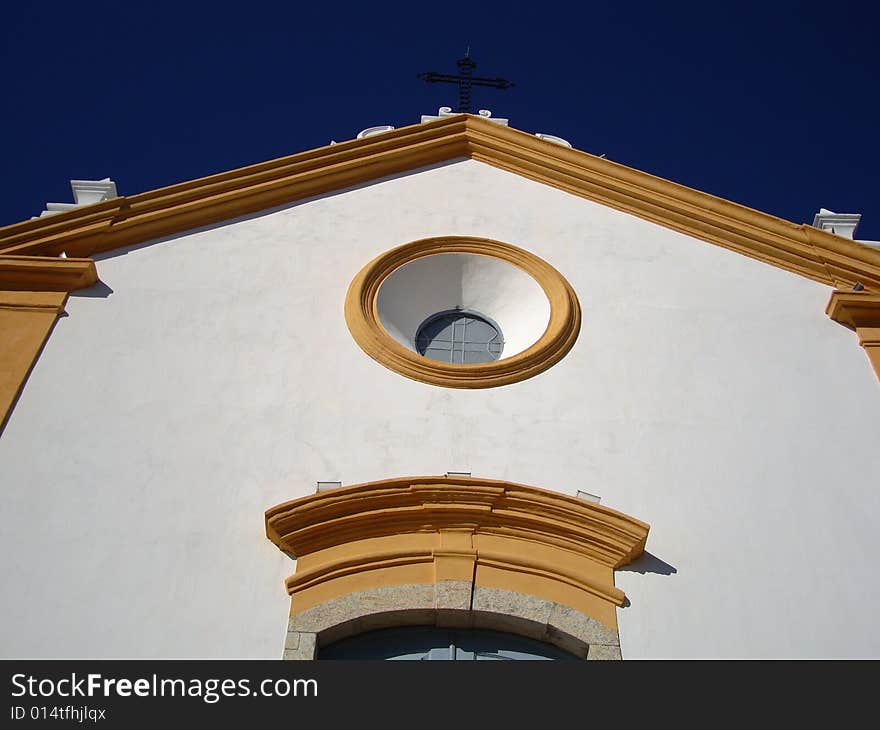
[418, 53, 514, 114]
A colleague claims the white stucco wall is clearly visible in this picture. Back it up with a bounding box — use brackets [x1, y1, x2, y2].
[1, 159, 878, 658]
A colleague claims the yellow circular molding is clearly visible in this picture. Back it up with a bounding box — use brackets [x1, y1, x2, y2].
[344, 236, 582, 388]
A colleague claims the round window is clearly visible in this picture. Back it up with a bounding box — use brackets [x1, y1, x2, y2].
[344, 236, 582, 389]
[415, 310, 504, 364]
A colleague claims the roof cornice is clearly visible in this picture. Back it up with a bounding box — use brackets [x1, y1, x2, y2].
[0, 255, 97, 292]
[1, 115, 878, 291]
[265, 475, 650, 571]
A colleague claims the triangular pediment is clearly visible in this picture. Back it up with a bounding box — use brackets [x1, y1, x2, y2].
[0, 114, 878, 291]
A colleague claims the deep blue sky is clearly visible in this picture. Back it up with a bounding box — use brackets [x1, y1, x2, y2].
[2, 1, 878, 239]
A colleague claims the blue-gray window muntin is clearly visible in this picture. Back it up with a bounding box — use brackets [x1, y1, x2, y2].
[319, 627, 579, 660]
[415, 309, 504, 364]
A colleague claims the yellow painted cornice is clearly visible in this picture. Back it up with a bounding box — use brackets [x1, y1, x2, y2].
[266, 476, 650, 628]
[0, 117, 471, 258]
[826, 291, 880, 328]
[266, 475, 649, 570]
[0, 256, 96, 429]
[0, 290, 68, 314]
[0, 115, 877, 291]
[0, 255, 97, 292]
[826, 290, 880, 382]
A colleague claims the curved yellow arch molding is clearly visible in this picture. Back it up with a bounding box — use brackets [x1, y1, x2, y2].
[265, 476, 650, 651]
[344, 236, 582, 388]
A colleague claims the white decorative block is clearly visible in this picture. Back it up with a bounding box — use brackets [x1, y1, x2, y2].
[71, 178, 117, 205]
[420, 107, 508, 126]
[316, 481, 343, 492]
[477, 109, 509, 126]
[535, 133, 572, 148]
[356, 125, 395, 140]
[37, 178, 117, 217]
[812, 208, 861, 239]
[420, 106, 457, 123]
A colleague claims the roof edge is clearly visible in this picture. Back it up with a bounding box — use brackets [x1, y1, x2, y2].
[1, 115, 877, 290]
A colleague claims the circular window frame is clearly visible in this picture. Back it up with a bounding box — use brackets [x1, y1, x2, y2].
[344, 236, 581, 389]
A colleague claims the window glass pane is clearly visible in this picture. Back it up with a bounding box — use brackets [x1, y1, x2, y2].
[320, 627, 578, 660]
[415, 311, 504, 364]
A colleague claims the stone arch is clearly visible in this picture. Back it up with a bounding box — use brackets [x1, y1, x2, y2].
[282, 584, 624, 660]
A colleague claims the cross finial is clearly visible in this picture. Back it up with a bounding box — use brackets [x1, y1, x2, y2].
[418, 54, 514, 115]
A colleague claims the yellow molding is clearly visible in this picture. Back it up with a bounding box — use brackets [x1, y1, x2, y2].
[284, 547, 625, 607]
[0, 119, 470, 258]
[0, 291, 68, 314]
[344, 236, 581, 388]
[265, 475, 649, 628]
[0, 116, 877, 291]
[826, 291, 880, 328]
[0, 202, 123, 258]
[286, 549, 436, 593]
[266, 476, 648, 568]
[826, 291, 880, 382]
[0, 257, 97, 430]
[476, 552, 626, 606]
[0, 290, 69, 432]
[0, 256, 98, 292]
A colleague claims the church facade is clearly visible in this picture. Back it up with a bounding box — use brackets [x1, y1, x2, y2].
[1, 113, 878, 659]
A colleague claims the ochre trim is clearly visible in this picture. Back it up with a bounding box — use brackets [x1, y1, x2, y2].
[466, 121, 880, 291]
[265, 475, 650, 631]
[0, 290, 68, 314]
[1, 115, 877, 291]
[0, 291, 68, 431]
[0, 119, 472, 259]
[344, 236, 581, 388]
[0, 256, 97, 292]
[826, 291, 880, 382]
[0, 256, 98, 431]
